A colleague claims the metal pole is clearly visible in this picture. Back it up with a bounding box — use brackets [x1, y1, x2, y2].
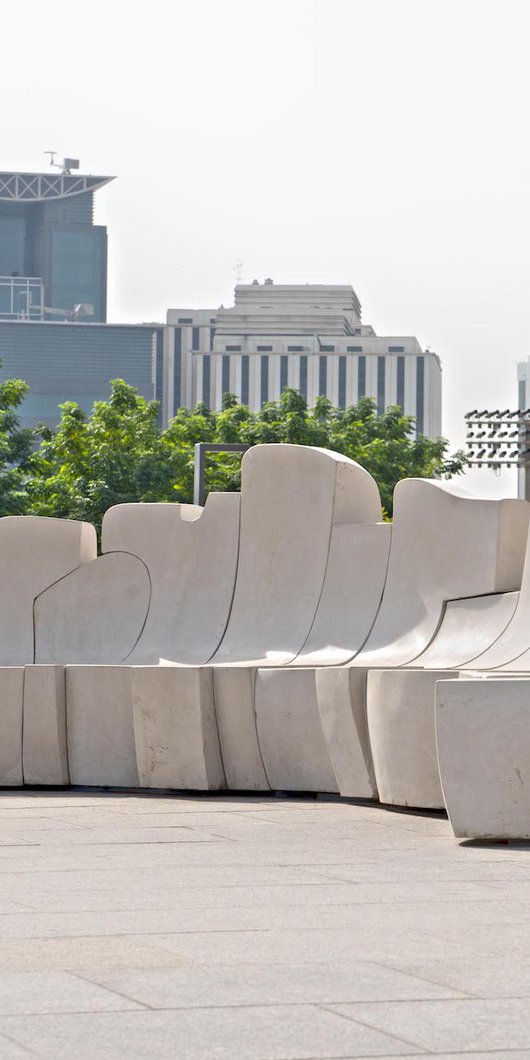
[193, 443, 251, 507]
[193, 444, 206, 506]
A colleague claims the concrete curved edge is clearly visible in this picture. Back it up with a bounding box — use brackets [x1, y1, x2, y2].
[0, 516, 97, 666]
[34, 551, 152, 665]
[101, 493, 241, 666]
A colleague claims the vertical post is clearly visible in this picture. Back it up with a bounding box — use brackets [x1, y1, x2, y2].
[525, 422, 530, 503]
[194, 444, 206, 507]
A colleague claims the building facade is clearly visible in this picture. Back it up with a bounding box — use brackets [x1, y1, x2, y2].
[163, 282, 442, 438]
[0, 320, 163, 431]
[0, 170, 114, 323]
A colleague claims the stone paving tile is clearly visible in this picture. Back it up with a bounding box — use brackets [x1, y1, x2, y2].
[0, 971, 144, 1015]
[377, 957, 530, 999]
[327, 998, 530, 1052]
[0, 1005, 421, 1059]
[147, 925, 485, 964]
[80, 960, 464, 1008]
[0, 937, 188, 972]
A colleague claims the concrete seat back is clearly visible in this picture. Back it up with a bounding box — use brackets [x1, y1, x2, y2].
[355, 479, 529, 669]
[211, 444, 382, 667]
[101, 493, 241, 665]
[0, 516, 96, 665]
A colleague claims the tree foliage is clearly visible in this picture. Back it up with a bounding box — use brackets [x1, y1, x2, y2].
[0, 371, 34, 517]
[2, 378, 466, 532]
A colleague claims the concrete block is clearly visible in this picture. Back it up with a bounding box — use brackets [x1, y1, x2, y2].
[66, 666, 139, 788]
[367, 668, 460, 809]
[255, 668, 338, 792]
[22, 666, 68, 786]
[0, 668, 24, 785]
[315, 667, 377, 798]
[133, 666, 225, 790]
[213, 668, 269, 791]
[436, 677, 530, 838]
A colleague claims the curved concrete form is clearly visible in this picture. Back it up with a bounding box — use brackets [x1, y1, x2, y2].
[210, 445, 384, 788]
[0, 517, 96, 665]
[255, 522, 391, 791]
[212, 446, 382, 669]
[436, 677, 530, 839]
[102, 493, 240, 665]
[365, 592, 519, 808]
[34, 552, 151, 665]
[315, 482, 530, 799]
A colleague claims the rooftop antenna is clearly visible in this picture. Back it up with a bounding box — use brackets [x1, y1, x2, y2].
[233, 259, 243, 283]
[44, 152, 80, 175]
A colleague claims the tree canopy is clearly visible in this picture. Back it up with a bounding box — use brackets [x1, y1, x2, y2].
[0, 370, 34, 517]
[0, 377, 466, 532]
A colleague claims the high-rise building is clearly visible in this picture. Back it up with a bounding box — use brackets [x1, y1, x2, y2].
[164, 282, 442, 438]
[0, 169, 114, 323]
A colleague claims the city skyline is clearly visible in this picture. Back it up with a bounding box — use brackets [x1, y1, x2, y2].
[4, 0, 530, 495]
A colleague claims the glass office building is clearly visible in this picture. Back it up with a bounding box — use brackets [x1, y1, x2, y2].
[0, 171, 114, 322]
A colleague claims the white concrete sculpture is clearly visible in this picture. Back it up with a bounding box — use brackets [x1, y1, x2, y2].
[316, 481, 529, 799]
[367, 497, 530, 812]
[49, 494, 240, 788]
[208, 445, 383, 789]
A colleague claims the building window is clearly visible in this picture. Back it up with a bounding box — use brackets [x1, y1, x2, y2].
[288, 345, 304, 352]
[299, 356, 308, 398]
[225, 345, 241, 352]
[192, 326, 200, 351]
[358, 356, 366, 399]
[202, 355, 211, 408]
[377, 356, 385, 414]
[173, 328, 182, 410]
[222, 355, 230, 396]
[261, 355, 269, 404]
[338, 356, 347, 409]
[241, 355, 250, 405]
[320, 345, 335, 353]
[416, 356, 424, 435]
[347, 346, 363, 353]
[319, 356, 327, 396]
[397, 355, 405, 411]
[388, 345, 404, 353]
[257, 345, 273, 352]
[178, 317, 193, 324]
[280, 355, 288, 392]
[209, 327, 215, 351]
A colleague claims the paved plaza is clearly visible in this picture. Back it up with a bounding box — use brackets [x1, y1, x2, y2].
[0, 793, 529, 1057]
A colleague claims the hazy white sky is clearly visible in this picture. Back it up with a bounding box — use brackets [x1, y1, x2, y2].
[3, 0, 529, 494]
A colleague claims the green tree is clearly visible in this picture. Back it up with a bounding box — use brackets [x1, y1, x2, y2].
[0, 371, 34, 516]
[26, 380, 466, 532]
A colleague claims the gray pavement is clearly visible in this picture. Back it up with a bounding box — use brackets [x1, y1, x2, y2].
[0, 792, 529, 1058]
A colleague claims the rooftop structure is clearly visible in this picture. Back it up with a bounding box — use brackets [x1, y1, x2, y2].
[0, 167, 115, 323]
[165, 281, 442, 437]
